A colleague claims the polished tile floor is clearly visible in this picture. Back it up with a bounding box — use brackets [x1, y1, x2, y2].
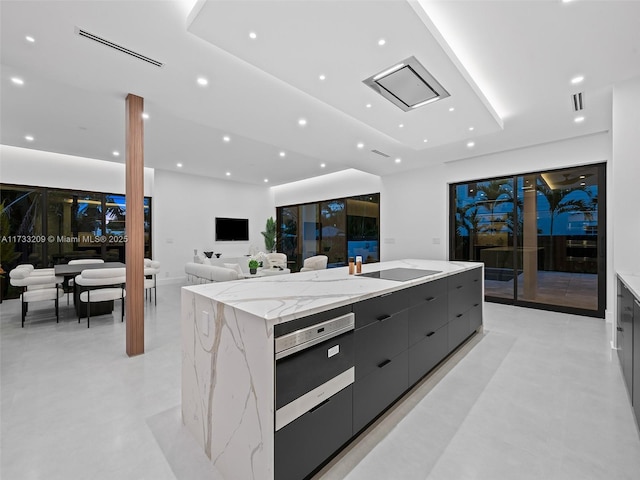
[1, 284, 639, 480]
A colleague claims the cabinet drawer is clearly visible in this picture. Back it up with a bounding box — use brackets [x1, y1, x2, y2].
[353, 290, 410, 329]
[448, 268, 482, 318]
[353, 350, 408, 433]
[468, 301, 483, 333]
[408, 294, 448, 347]
[448, 310, 470, 353]
[408, 323, 448, 386]
[355, 310, 408, 380]
[408, 277, 447, 308]
[275, 385, 353, 480]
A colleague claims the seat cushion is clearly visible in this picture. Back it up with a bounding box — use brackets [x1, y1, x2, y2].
[22, 287, 63, 302]
[79, 288, 126, 303]
[144, 278, 155, 289]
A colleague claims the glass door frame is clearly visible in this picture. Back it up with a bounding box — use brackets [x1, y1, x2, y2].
[449, 163, 606, 319]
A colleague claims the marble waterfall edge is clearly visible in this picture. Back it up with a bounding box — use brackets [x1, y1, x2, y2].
[181, 288, 274, 480]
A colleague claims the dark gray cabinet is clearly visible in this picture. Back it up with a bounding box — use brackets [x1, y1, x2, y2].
[353, 292, 409, 432]
[352, 266, 483, 434]
[618, 279, 634, 399]
[617, 275, 640, 431]
[447, 268, 483, 353]
[274, 385, 353, 480]
[634, 297, 640, 425]
[277, 267, 484, 478]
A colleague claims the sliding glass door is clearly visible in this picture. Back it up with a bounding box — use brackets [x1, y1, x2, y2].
[450, 164, 605, 317]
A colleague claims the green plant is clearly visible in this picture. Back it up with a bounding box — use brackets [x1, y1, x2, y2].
[0, 201, 21, 275]
[248, 259, 259, 269]
[261, 216, 277, 252]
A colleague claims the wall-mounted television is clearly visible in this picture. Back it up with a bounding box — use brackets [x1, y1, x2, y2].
[215, 217, 249, 241]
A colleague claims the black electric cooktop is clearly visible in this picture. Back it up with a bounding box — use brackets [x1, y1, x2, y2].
[359, 268, 442, 282]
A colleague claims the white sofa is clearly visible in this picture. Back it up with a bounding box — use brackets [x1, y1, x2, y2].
[185, 256, 250, 284]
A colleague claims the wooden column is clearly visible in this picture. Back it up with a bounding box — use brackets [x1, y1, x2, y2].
[125, 93, 145, 356]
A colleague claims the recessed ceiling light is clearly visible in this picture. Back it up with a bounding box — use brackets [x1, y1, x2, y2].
[25, 36, 35, 43]
[395, 158, 401, 164]
[469, 126, 475, 131]
[264, 178, 269, 183]
[249, 32, 257, 40]
[11, 77, 24, 85]
[449, 107, 455, 112]
[357, 142, 364, 149]
[279, 151, 286, 157]
[398, 124, 404, 128]
[574, 116, 585, 123]
[225, 172, 231, 176]
[112, 151, 120, 157]
[142, 112, 149, 119]
[320, 163, 326, 168]
[319, 74, 326, 81]
[467, 141, 475, 148]
[223, 135, 230, 142]
[378, 38, 386, 46]
[423, 139, 428, 143]
[298, 118, 307, 126]
[197, 77, 208, 86]
[177, 163, 183, 168]
[25, 135, 34, 141]
[571, 75, 584, 85]
[366, 104, 372, 109]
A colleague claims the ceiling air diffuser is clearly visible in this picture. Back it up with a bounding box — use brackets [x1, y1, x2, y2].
[363, 56, 449, 112]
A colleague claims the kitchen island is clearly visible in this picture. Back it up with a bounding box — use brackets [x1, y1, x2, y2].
[181, 259, 483, 480]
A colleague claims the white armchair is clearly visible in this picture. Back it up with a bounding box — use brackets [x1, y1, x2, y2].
[74, 267, 126, 328]
[266, 253, 287, 269]
[300, 255, 328, 272]
[9, 265, 64, 327]
[66, 259, 104, 303]
[144, 258, 160, 305]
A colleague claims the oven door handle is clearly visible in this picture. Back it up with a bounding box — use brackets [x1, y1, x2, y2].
[275, 313, 355, 360]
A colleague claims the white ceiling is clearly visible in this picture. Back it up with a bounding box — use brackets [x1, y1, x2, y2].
[1, 0, 639, 186]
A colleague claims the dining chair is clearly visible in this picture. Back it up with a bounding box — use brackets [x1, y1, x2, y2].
[74, 267, 126, 328]
[9, 265, 64, 327]
[144, 259, 160, 305]
[66, 259, 105, 304]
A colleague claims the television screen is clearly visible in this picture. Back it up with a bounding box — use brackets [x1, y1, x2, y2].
[215, 217, 249, 241]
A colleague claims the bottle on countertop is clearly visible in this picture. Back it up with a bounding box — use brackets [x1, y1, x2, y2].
[355, 256, 362, 274]
[348, 257, 355, 275]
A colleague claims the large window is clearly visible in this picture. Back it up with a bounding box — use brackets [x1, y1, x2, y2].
[1, 183, 152, 277]
[277, 193, 380, 272]
[450, 164, 605, 317]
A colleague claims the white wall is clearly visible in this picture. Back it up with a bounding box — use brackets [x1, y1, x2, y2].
[612, 76, 640, 276]
[272, 168, 382, 206]
[381, 132, 613, 315]
[0, 145, 154, 195]
[153, 169, 275, 282]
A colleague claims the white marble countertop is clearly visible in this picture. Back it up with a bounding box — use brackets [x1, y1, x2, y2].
[183, 259, 482, 324]
[618, 272, 640, 300]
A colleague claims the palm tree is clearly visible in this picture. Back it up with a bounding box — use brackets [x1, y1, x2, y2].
[476, 180, 513, 236]
[536, 182, 594, 270]
[455, 203, 482, 260]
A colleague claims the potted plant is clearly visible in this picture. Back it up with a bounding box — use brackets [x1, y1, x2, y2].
[248, 259, 259, 275]
[261, 217, 277, 253]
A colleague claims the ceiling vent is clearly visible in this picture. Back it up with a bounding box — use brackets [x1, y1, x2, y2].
[572, 92, 584, 111]
[363, 56, 449, 112]
[75, 27, 164, 68]
[371, 149, 390, 158]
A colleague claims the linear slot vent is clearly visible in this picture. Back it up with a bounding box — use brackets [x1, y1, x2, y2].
[76, 28, 164, 68]
[572, 92, 584, 111]
[371, 149, 390, 158]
